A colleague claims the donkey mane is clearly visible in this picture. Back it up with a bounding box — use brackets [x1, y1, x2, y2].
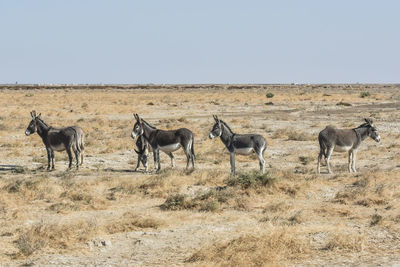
[354, 122, 369, 130]
[36, 117, 49, 128]
[219, 120, 234, 135]
[141, 119, 156, 130]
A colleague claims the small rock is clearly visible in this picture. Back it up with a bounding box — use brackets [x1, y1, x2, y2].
[91, 238, 112, 248]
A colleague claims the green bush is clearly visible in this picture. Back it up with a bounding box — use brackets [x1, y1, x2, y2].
[160, 189, 234, 212]
[160, 194, 186, 211]
[226, 171, 275, 189]
[360, 91, 370, 98]
[266, 92, 274, 98]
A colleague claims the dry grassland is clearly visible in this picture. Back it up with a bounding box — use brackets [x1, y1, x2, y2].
[0, 84, 400, 266]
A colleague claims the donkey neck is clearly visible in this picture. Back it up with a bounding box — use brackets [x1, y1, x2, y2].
[219, 123, 235, 147]
[36, 119, 50, 138]
[141, 121, 157, 141]
[353, 126, 369, 141]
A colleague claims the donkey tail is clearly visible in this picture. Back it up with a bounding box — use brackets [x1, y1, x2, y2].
[191, 138, 195, 160]
[318, 133, 327, 158]
[80, 131, 85, 152]
[74, 129, 80, 153]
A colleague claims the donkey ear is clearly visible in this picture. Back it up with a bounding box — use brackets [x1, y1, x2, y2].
[134, 149, 140, 154]
[37, 113, 41, 118]
[213, 115, 219, 122]
[32, 110, 36, 117]
[364, 118, 372, 125]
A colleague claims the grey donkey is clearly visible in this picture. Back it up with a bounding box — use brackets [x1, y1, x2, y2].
[132, 135, 150, 171]
[25, 111, 85, 170]
[131, 114, 195, 172]
[317, 118, 381, 174]
[209, 115, 267, 175]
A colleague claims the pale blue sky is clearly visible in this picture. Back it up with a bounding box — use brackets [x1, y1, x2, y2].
[1, 1, 399, 84]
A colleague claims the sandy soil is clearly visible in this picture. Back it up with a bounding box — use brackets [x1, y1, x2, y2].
[0, 84, 400, 266]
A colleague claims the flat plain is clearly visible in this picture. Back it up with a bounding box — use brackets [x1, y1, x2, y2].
[0, 84, 400, 266]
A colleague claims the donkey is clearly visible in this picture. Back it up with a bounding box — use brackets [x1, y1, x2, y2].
[25, 111, 85, 170]
[209, 115, 267, 175]
[317, 118, 381, 174]
[131, 114, 195, 172]
[132, 135, 150, 171]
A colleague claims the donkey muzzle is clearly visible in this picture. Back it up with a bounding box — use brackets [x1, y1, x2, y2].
[209, 132, 215, 139]
[25, 130, 31, 136]
[131, 132, 137, 139]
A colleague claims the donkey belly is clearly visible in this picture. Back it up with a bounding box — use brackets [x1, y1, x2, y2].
[334, 145, 352, 152]
[51, 143, 66, 151]
[159, 143, 181, 152]
[235, 147, 254, 155]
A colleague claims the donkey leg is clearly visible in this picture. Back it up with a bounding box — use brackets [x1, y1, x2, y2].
[185, 146, 191, 170]
[326, 147, 334, 174]
[348, 150, 353, 173]
[167, 152, 175, 168]
[230, 152, 236, 175]
[153, 149, 161, 172]
[185, 152, 190, 170]
[189, 139, 195, 169]
[317, 150, 324, 174]
[142, 154, 149, 172]
[134, 156, 141, 171]
[352, 150, 357, 172]
[46, 148, 51, 170]
[66, 146, 73, 169]
[73, 147, 79, 169]
[257, 150, 265, 174]
[51, 150, 55, 170]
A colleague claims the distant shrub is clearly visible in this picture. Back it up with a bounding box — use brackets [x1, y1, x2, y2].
[370, 214, 383, 226]
[160, 189, 234, 212]
[336, 101, 352, 106]
[299, 156, 313, 165]
[360, 91, 371, 98]
[287, 130, 312, 141]
[266, 92, 274, 98]
[160, 194, 187, 211]
[226, 171, 275, 189]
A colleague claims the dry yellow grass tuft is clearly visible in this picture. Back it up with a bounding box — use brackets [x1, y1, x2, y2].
[15, 219, 98, 257]
[323, 232, 365, 252]
[187, 227, 310, 266]
[106, 212, 164, 234]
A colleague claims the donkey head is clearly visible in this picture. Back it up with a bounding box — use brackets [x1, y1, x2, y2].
[209, 115, 222, 139]
[25, 111, 41, 136]
[134, 136, 148, 168]
[364, 118, 381, 142]
[131, 113, 144, 139]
